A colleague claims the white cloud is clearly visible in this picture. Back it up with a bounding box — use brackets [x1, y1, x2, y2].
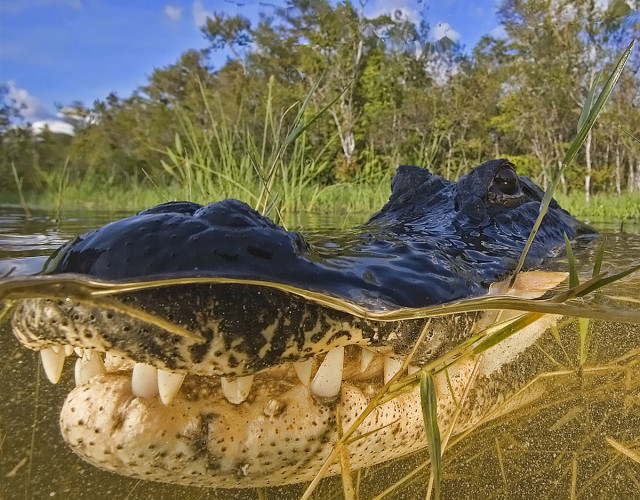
[490, 25, 507, 39]
[164, 5, 181, 22]
[32, 120, 74, 135]
[192, 1, 212, 28]
[433, 22, 460, 43]
[367, 0, 421, 25]
[5, 81, 56, 121]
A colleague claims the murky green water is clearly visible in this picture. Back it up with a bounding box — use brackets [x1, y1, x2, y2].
[1, 205, 640, 499]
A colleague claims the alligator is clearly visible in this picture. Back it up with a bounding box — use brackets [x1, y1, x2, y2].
[7, 158, 596, 488]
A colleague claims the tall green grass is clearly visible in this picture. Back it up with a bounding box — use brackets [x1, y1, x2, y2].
[9, 42, 640, 224]
[16, 185, 640, 222]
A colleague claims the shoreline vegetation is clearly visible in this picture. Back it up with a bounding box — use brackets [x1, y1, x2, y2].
[2, 184, 640, 223]
[1, 1, 639, 219]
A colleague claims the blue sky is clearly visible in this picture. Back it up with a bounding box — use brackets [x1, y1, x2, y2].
[0, 0, 504, 132]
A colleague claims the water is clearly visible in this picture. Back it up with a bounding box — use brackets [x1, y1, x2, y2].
[1, 205, 640, 499]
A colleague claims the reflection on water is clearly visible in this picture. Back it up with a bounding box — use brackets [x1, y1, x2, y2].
[1, 205, 639, 499]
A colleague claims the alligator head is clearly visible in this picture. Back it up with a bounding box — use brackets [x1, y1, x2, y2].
[8, 158, 596, 488]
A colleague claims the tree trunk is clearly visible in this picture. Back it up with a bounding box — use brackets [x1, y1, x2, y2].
[559, 161, 566, 194]
[615, 146, 621, 195]
[629, 159, 635, 193]
[446, 132, 452, 179]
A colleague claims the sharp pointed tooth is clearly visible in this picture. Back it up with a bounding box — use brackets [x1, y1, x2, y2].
[293, 359, 313, 386]
[74, 347, 84, 357]
[310, 346, 344, 399]
[40, 347, 65, 384]
[64, 345, 74, 357]
[157, 370, 185, 405]
[51, 345, 61, 354]
[408, 364, 421, 375]
[74, 351, 104, 386]
[131, 363, 159, 398]
[221, 375, 254, 404]
[360, 348, 375, 372]
[384, 356, 404, 384]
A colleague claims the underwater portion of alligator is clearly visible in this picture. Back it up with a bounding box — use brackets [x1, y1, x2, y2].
[8, 158, 597, 488]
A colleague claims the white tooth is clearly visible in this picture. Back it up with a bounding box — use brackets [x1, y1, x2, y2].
[221, 375, 254, 404]
[131, 363, 159, 398]
[40, 347, 65, 384]
[408, 364, 421, 375]
[74, 351, 104, 386]
[263, 399, 280, 417]
[74, 347, 84, 357]
[293, 359, 313, 386]
[157, 370, 185, 405]
[384, 357, 404, 384]
[64, 345, 74, 357]
[360, 348, 375, 372]
[51, 345, 61, 354]
[310, 346, 344, 399]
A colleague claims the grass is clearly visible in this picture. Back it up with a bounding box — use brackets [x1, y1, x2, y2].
[3, 180, 640, 222]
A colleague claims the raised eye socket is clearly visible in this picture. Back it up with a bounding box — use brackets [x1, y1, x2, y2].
[494, 167, 519, 195]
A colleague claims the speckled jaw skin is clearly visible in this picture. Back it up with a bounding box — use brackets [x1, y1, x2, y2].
[58, 342, 547, 488]
[11, 272, 566, 488]
[59, 350, 434, 487]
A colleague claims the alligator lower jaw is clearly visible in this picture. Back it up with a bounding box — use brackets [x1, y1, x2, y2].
[57, 347, 477, 488]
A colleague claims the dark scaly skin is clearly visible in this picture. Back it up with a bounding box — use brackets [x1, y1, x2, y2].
[41, 158, 595, 308]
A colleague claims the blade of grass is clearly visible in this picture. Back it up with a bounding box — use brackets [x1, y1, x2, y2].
[420, 372, 441, 500]
[11, 162, 31, 218]
[592, 238, 606, 278]
[574, 264, 640, 298]
[606, 437, 640, 464]
[578, 317, 590, 365]
[577, 70, 602, 132]
[564, 234, 592, 364]
[473, 312, 545, 354]
[510, 41, 634, 287]
[565, 234, 579, 289]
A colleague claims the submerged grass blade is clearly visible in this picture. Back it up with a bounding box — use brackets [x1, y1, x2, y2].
[606, 437, 640, 465]
[0, 300, 15, 326]
[578, 317, 590, 365]
[510, 41, 634, 287]
[574, 264, 640, 298]
[420, 372, 441, 500]
[472, 312, 545, 354]
[565, 234, 579, 289]
[564, 234, 591, 364]
[592, 238, 607, 278]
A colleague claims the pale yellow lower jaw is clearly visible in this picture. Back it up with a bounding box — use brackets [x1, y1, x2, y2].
[59, 372, 437, 488]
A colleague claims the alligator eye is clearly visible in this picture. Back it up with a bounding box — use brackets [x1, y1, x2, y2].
[494, 167, 519, 195]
